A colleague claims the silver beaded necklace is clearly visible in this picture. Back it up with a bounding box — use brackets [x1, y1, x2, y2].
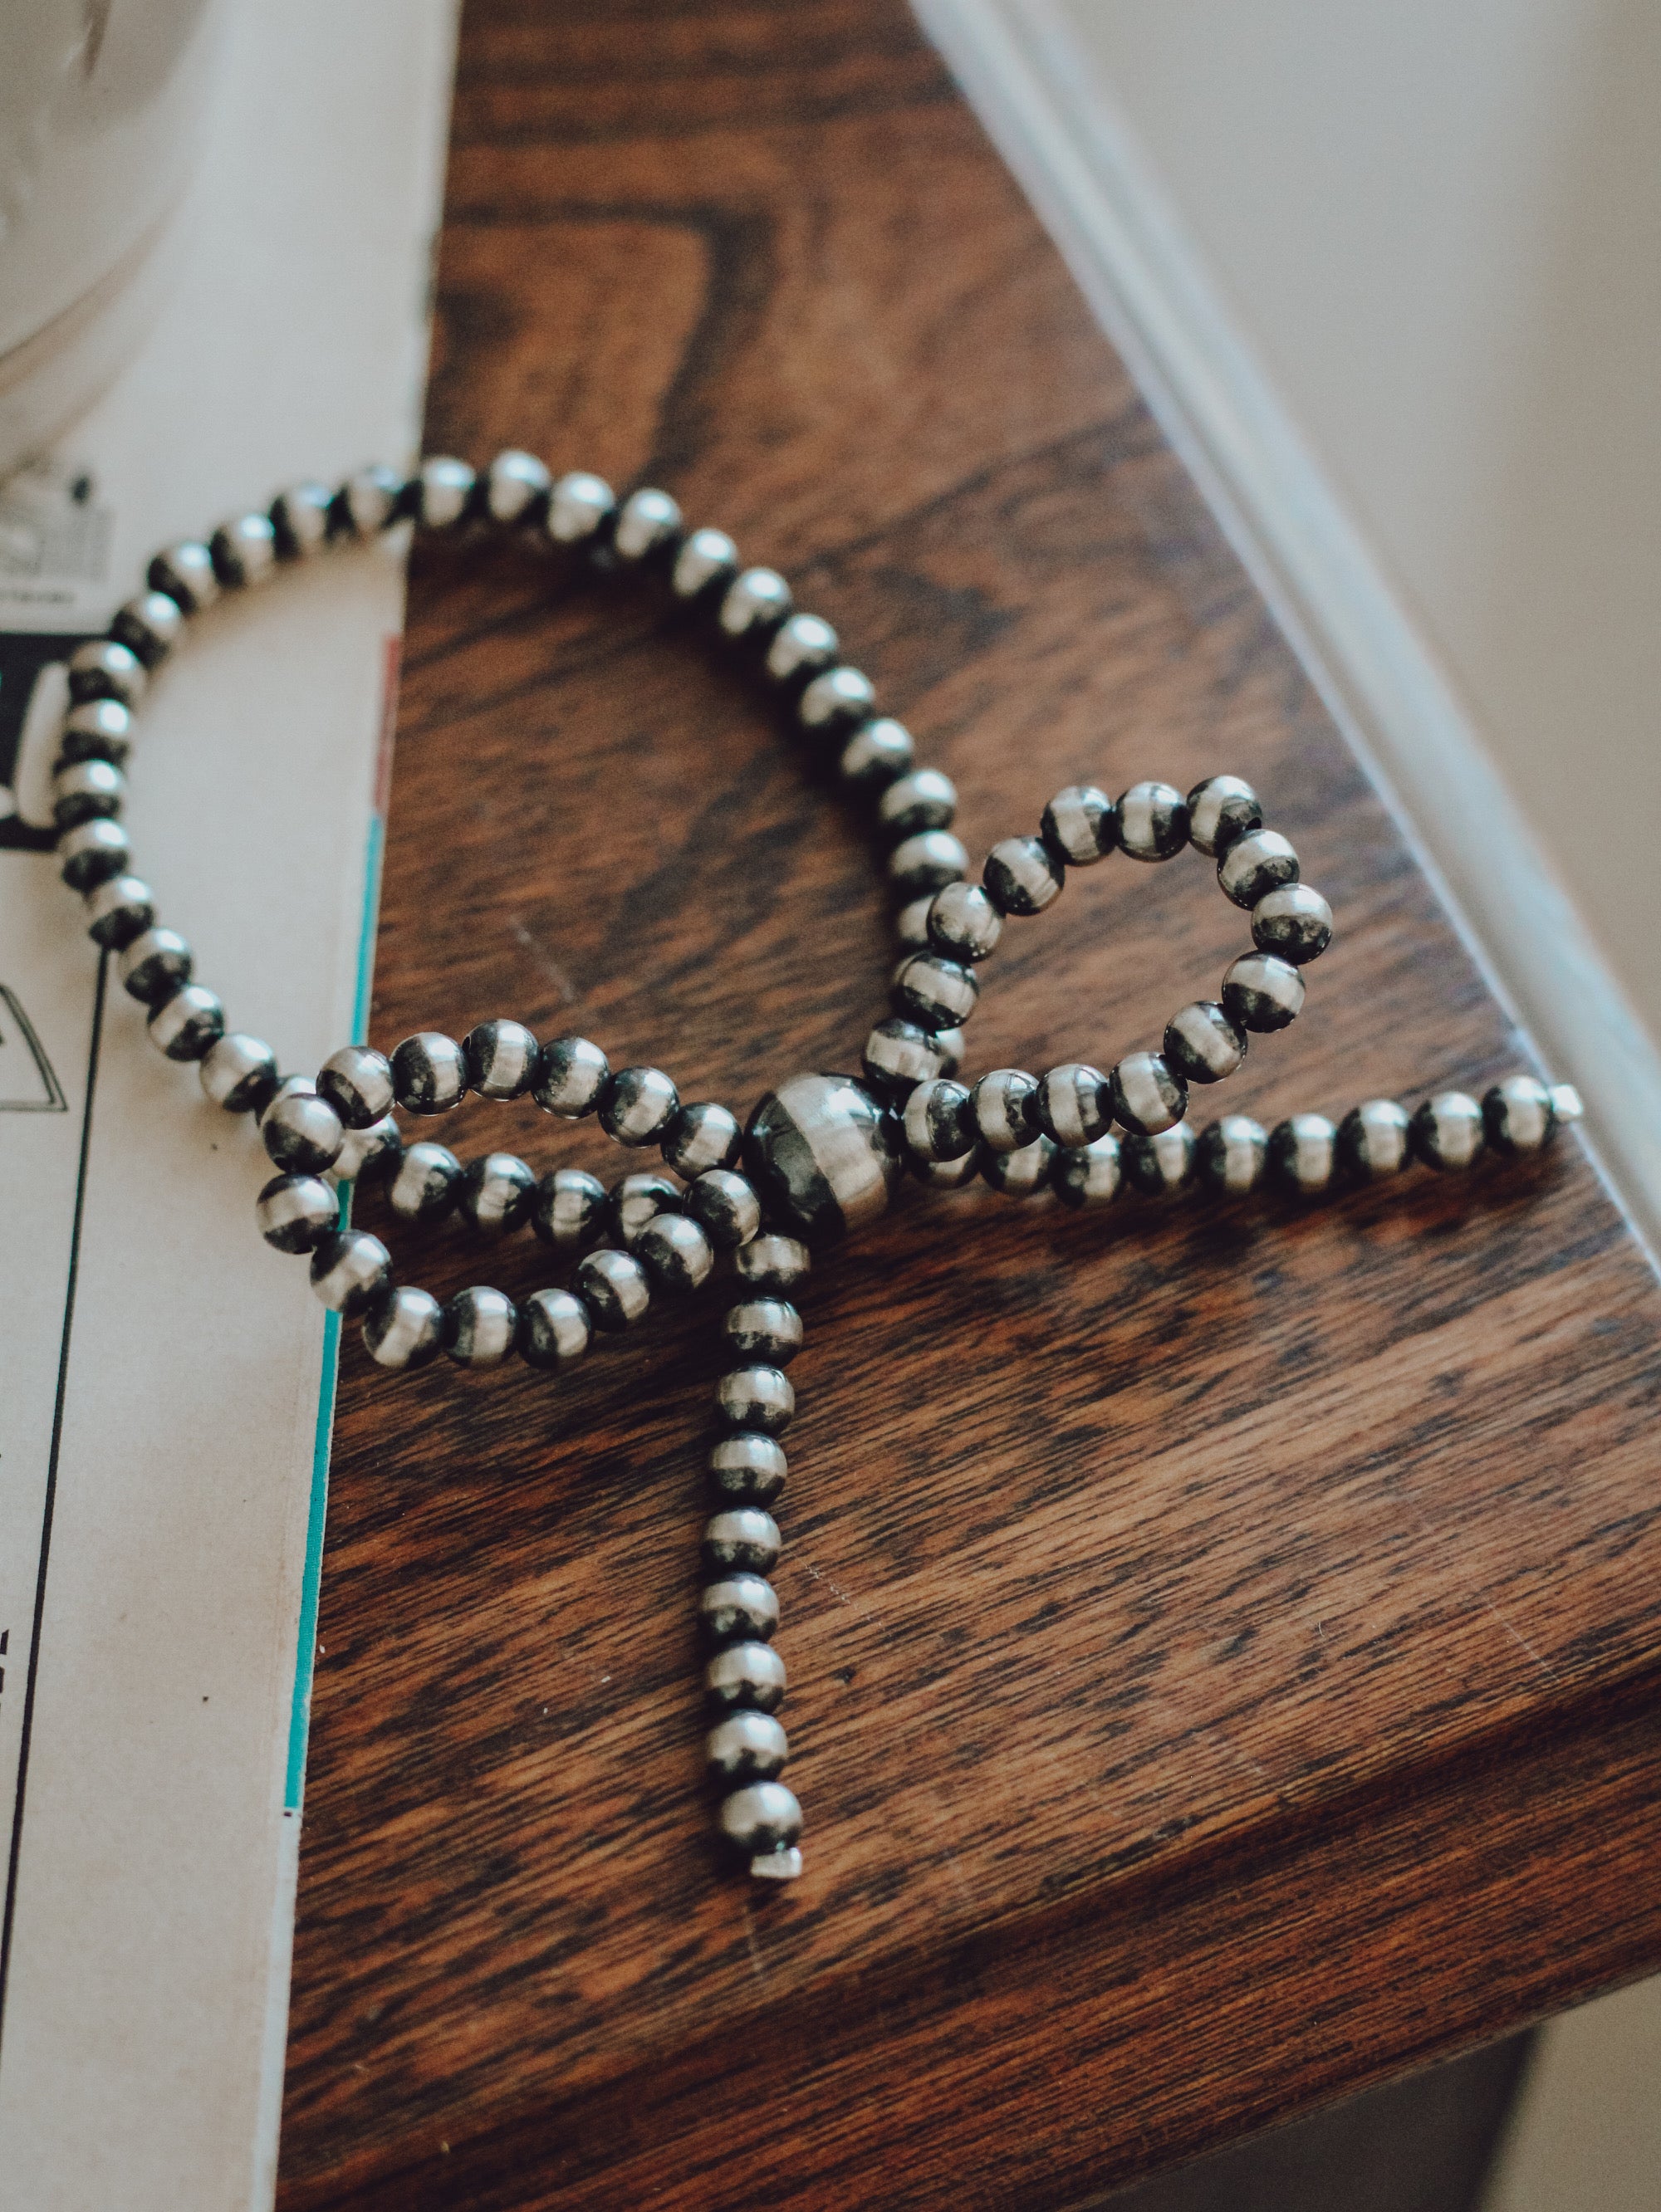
[47, 447, 1584, 1885]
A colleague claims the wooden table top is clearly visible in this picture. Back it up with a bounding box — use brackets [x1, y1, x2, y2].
[277, 4, 1661, 2205]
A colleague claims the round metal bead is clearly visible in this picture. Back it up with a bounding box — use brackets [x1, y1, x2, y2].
[51, 757, 124, 828]
[1051, 1133, 1123, 1209]
[1219, 828, 1300, 909]
[718, 567, 791, 644]
[838, 716, 914, 787]
[533, 1034, 610, 1118]
[611, 486, 682, 565]
[1163, 1001, 1247, 1086]
[1252, 883, 1333, 966]
[60, 697, 135, 766]
[903, 1077, 974, 1162]
[317, 1044, 395, 1129]
[705, 1639, 786, 1713]
[893, 952, 978, 1032]
[1035, 1063, 1112, 1148]
[637, 1211, 715, 1294]
[703, 1507, 782, 1575]
[573, 1247, 651, 1332]
[1041, 784, 1116, 866]
[686, 1167, 763, 1250]
[708, 1433, 787, 1504]
[147, 984, 223, 1061]
[83, 874, 154, 950]
[718, 1780, 801, 1855]
[798, 665, 876, 736]
[610, 1168, 682, 1247]
[210, 511, 277, 587]
[662, 1099, 742, 1178]
[388, 1141, 463, 1222]
[532, 1165, 606, 1247]
[912, 1149, 980, 1191]
[58, 818, 130, 891]
[262, 1083, 345, 1173]
[462, 1019, 540, 1100]
[1116, 781, 1189, 862]
[1337, 1098, 1411, 1181]
[457, 1152, 537, 1233]
[547, 470, 616, 550]
[981, 1133, 1056, 1195]
[1268, 1113, 1337, 1194]
[1411, 1091, 1486, 1172]
[120, 925, 191, 1004]
[1197, 1115, 1269, 1198]
[482, 448, 551, 527]
[599, 1064, 679, 1146]
[331, 466, 402, 538]
[765, 611, 839, 687]
[1187, 774, 1263, 857]
[391, 1030, 468, 1113]
[309, 1230, 392, 1315]
[1109, 1050, 1187, 1137]
[744, 1072, 901, 1244]
[734, 1235, 811, 1294]
[879, 769, 957, 839]
[718, 1366, 795, 1436]
[415, 454, 475, 530]
[701, 1574, 779, 1646]
[270, 483, 333, 559]
[671, 526, 738, 603]
[1221, 953, 1306, 1033]
[149, 541, 220, 612]
[1124, 1121, 1198, 1199]
[707, 1710, 788, 1784]
[926, 881, 1002, 965]
[441, 1286, 518, 1368]
[970, 1067, 1041, 1152]
[983, 834, 1062, 916]
[256, 1173, 337, 1254]
[517, 1287, 592, 1370]
[362, 1287, 443, 1372]
[67, 639, 146, 708]
[889, 829, 968, 895]
[1482, 1076, 1556, 1155]
[723, 1299, 803, 1365]
[110, 590, 184, 668]
[329, 1115, 402, 1186]
[863, 1017, 953, 1099]
[200, 1031, 279, 1113]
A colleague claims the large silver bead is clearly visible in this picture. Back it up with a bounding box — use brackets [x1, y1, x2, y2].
[719, 1779, 801, 1854]
[707, 1711, 788, 1784]
[202, 1032, 279, 1114]
[703, 1508, 782, 1574]
[362, 1287, 443, 1371]
[705, 1639, 786, 1712]
[744, 1073, 901, 1245]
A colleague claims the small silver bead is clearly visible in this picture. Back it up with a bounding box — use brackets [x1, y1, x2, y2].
[839, 716, 914, 787]
[718, 567, 791, 643]
[262, 1083, 345, 1173]
[51, 756, 125, 828]
[532, 1165, 606, 1247]
[686, 1167, 763, 1250]
[60, 697, 134, 766]
[970, 1067, 1040, 1152]
[1041, 784, 1115, 865]
[200, 1032, 278, 1113]
[982, 834, 1062, 916]
[611, 485, 682, 563]
[895, 895, 935, 952]
[1198, 1114, 1269, 1197]
[1110, 1050, 1188, 1137]
[120, 924, 191, 1003]
[517, 1286, 592, 1369]
[1219, 828, 1300, 909]
[701, 1573, 780, 1645]
[707, 1710, 788, 1784]
[703, 1508, 782, 1575]
[662, 1099, 742, 1178]
[879, 768, 957, 839]
[1124, 1121, 1198, 1199]
[708, 1432, 787, 1505]
[333, 465, 403, 538]
[574, 1246, 651, 1332]
[863, 1017, 953, 1099]
[309, 1229, 392, 1314]
[147, 984, 223, 1062]
[1252, 883, 1333, 966]
[718, 1780, 801, 1854]
[1482, 1075, 1555, 1155]
[1051, 1133, 1123, 1208]
[1115, 781, 1189, 862]
[362, 1286, 443, 1371]
[1163, 1001, 1247, 1085]
[927, 880, 1003, 963]
[209, 511, 277, 588]
[462, 1019, 540, 1100]
[1221, 953, 1306, 1033]
[766, 611, 839, 686]
[58, 817, 130, 892]
[889, 830, 968, 896]
[1268, 1113, 1337, 1194]
[441, 1285, 518, 1368]
[705, 1639, 786, 1712]
[110, 589, 184, 667]
[912, 1149, 980, 1191]
[903, 1077, 973, 1162]
[483, 448, 551, 526]
[1549, 1083, 1584, 1126]
[66, 639, 146, 709]
[270, 482, 333, 559]
[798, 665, 876, 736]
[1337, 1098, 1410, 1180]
[1411, 1091, 1486, 1172]
[390, 1030, 468, 1113]
[893, 952, 978, 1031]
[329, 1114, 401, 1186]
[388, 1140, 463, 1221]
[734, 1236, 811, 1294]
[723, 1299, 802, 1365]
[546, 470, 615, 548]
[717, 1366, 795, 1435]
[610, 1168, 682, 1248]
[256, 1173, 337, 1253]
[533, 1034, 610, 1118]
[1035, 1063, 1111, 1148]
[599, 1064, 679, 1146]
[671, 526, 737, 602]
[317, 1043, 395, 1128]
[415, 454, 475, 530]
[637, 1211, 715, 1294]
[83, 873, 154, 949]
[1186, 774, 1262, 857]
[457, 1151, 537, 1232]
[980, 1133, 1056, 1195]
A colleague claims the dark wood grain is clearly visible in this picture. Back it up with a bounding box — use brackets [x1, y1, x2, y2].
[277, 3, 1661, 2205]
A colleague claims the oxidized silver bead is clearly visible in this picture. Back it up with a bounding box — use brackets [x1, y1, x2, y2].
[330, 1115, 401, 1186]
[612, 486, 682, 565]
[317, 1043, 395, 1128]
[67, 638, 146, 708]
[745, 1072, 901, 1243]
[1125, 1120, 1198, 1198]
[662, 1099, 742, 1178]
[1252, 883, 1334, 965]
[637, 1211, 715, 1294]
[889, 829, 968, 895]
[1116, 781, 1188, 861]
[723, 1299, 803, 1365]
[718, 567, 791, 643]
[705, 1639, 786, 1712]
[708, 1433, 787, 1503]
[262, 1082, 345, 1173]
[84, 873, 154, 950]
[1035, 1063, 1111, 1148]
[717, 1366, 794, 1435]
[441, 1286, 518, 1368]
[1337, 1098, 1410, 1180]
[703, 1508, 782, 1575]
[483, 449, 551, 527]
[734, 1235, 810, 1294]
[927, 880, 1003, 963]
[210, 511, 277, 586]
[52, 757, 124, 827]
[331, 465, 403, 538]
[1482, 1075, 1555, 1155]
[980, 1133, 1056, 1195]
[532, 1165, 606, 1247]
[610, 1168, 682, 1247]
[671, 526, 738, 603]
[1109, 1050, 1187, 1137]
[1163, 1001, 1247, 1085]
[1198, 1114, 1269, 1197]
[983, 834, 1062, 916]
[1041, 784, 1115, 866]
[1051, 1133, 1123, 1208]
[1219, 828, 1299, 909]
[389, 1140, 463, 1221]
[60, 697, 134, 766]
[1186, 774, 1262, 857]
[548, 472, 616, 553]
[362, 1287, 443, 1371]
[200, 1031, 278, 1113]
[863, 1017, 953, 1099]
[309, 1230, 392, 1314]
[149, 539, 220, 611]
[600, 1064, 679, 1146]
[701, 1574, 780, 1645]
[766, 611, 839, 688]
[148, 984, 223, 1061]
[270, 482, 333, 559]
[894, 952, 977, 1031]
[879, 768, 957, 839]
[1411, 1090, 1486, 1172]
[533, 1033, 610, 1118]
[256, 1172, 337, 1253]
[574, 1246, 651, 1332]
[415, 454, 475, 531]
[1268, 1113, 1337, 1194]
[718, 1779, 801, 1854]
[120, 925, 191, 1003]
[798, 665, 875, 736]
[971, 1067, 1040, 1152]
[903, 1077, 973, 1162]
[839, 716, 914, 787]
[686, 1167, 763, 1250]
[110, 590, 184, 668]
[517, 1286, 591, 1369]
[913, 1149, 979, 1191]
[391, 1030, 467, 1113]
[457, 1152, 537, 1232]
[58, 817, 130, 891]
[462, 1019, 540, 1100]
[707, 1710, 788, 1784]
[1221, 952, 1306, 1032]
